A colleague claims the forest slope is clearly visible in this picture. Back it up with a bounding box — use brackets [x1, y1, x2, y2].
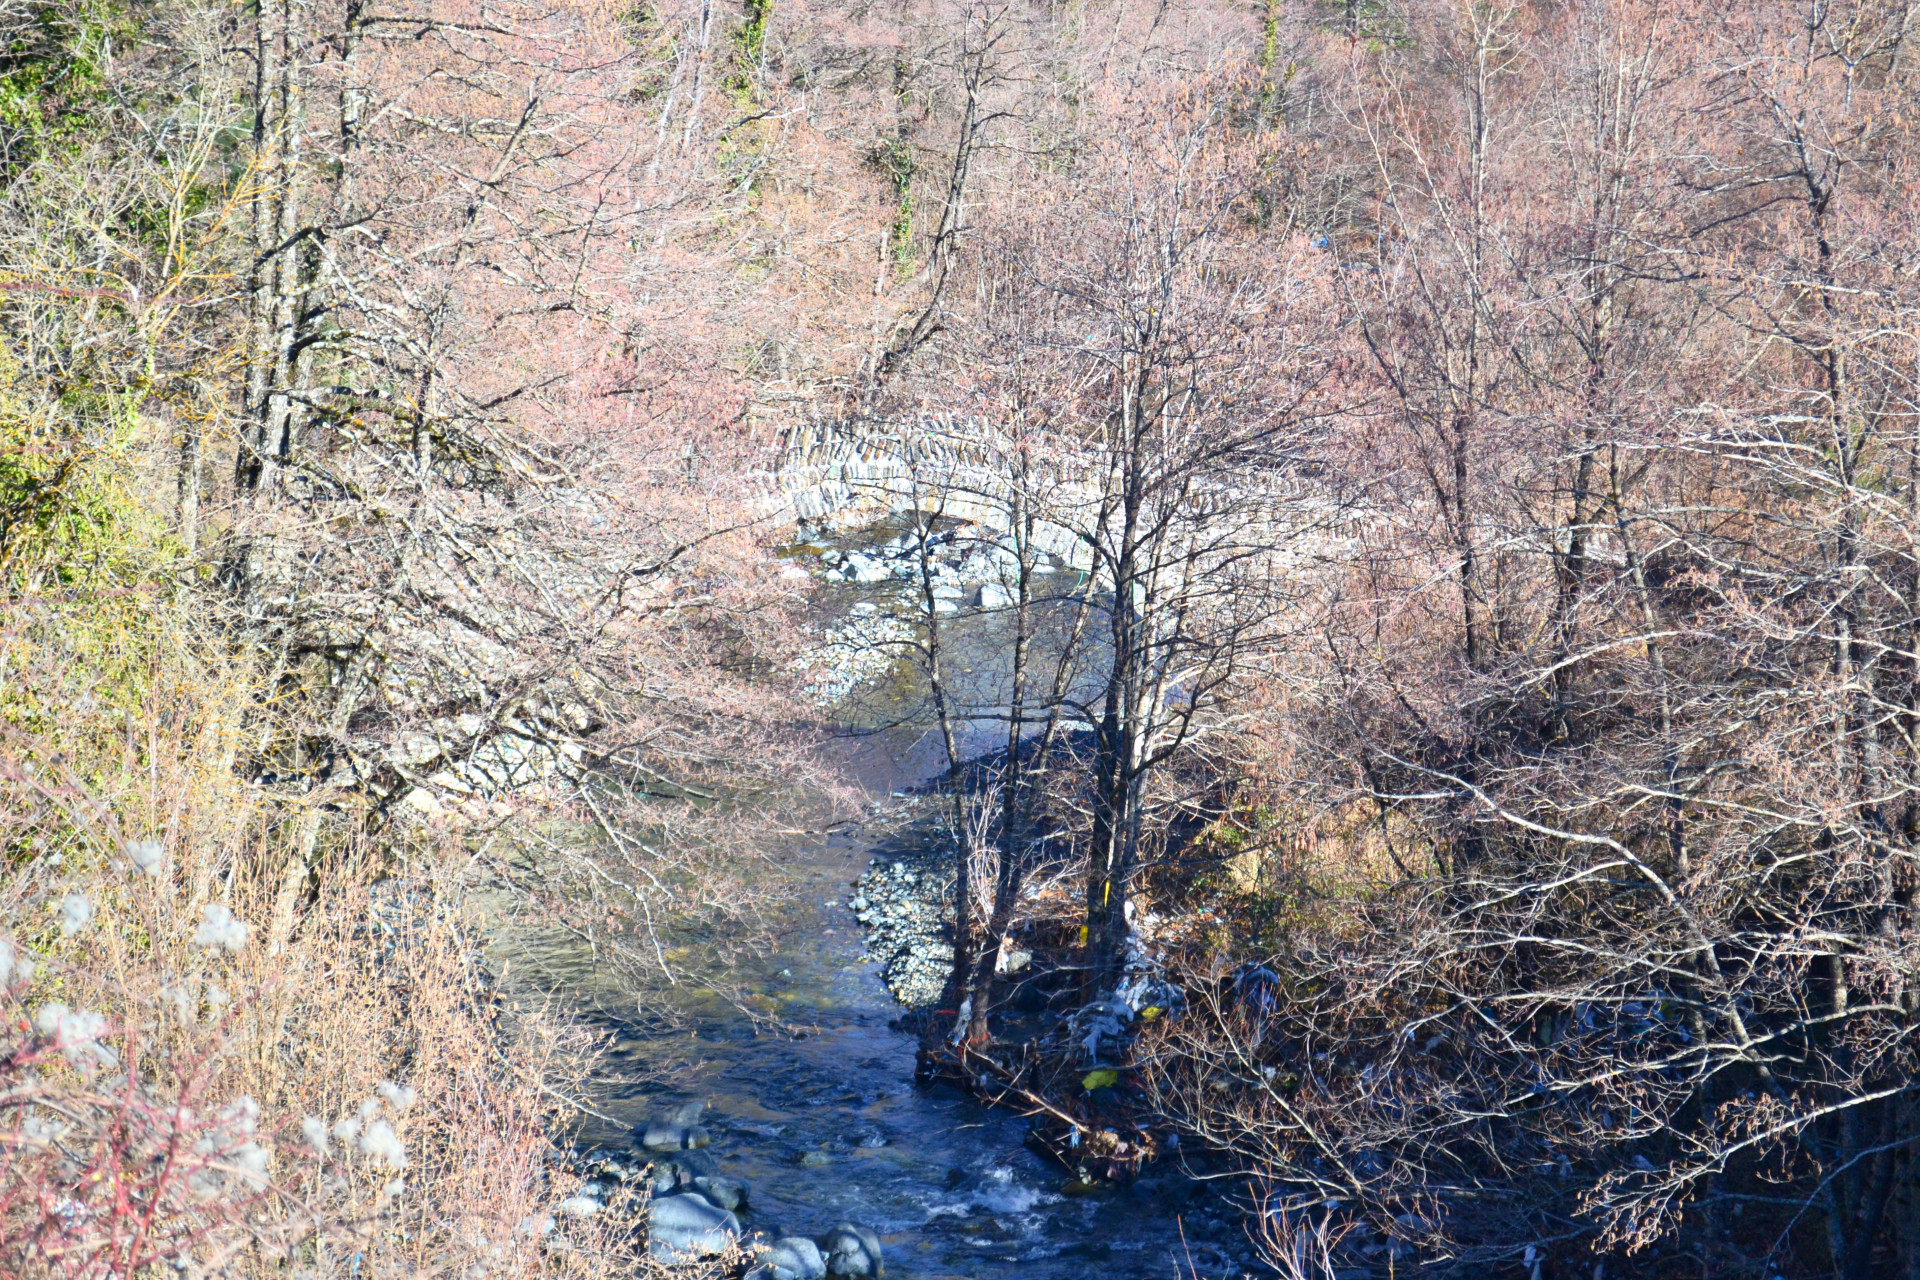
[4, 1, 1920, 1278]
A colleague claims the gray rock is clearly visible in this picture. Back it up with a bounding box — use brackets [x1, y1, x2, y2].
[977, 582, 1012, 609]
[690, 1174, 748, 1211]
[818, 1223, 884, 1277]
[748, 1237, 828, 1280]
[844, 555, 890, 585]
[554, 1194, 602, 1219]
[588, 1154, 643, 1183]
[648, 1192, 740, 1262]
[673, 1148, 720, 1176]
[648, 1148, 719, 1193]
[641, 1121, 712, 1152]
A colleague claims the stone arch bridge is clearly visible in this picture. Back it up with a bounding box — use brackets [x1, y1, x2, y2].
[764, 415, 1350, 574]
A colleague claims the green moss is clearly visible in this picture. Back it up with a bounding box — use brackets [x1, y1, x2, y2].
[725, 0, 772, 107]
[738, 0, 771, 64]
[0, 325, 187, 757]
[871, 137, 916, 273]
[0, 0, 144, 174]
[0, 366, 176, 593]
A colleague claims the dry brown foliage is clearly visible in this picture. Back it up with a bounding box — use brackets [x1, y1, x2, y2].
[0, 600, 710, 1278]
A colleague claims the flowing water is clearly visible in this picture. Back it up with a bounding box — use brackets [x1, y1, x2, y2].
[493, 525, 1259, 1280]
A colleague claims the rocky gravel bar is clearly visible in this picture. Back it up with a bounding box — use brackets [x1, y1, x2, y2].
[567, 1102, 887, 1279]
[849, 856, 955, 1009]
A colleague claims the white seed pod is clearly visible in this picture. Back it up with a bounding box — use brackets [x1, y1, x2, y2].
[356, 1119, 407, 1171]
[32, 1003, 117, 1071]
[58, 894, 93, 938]
[0, 938, 33, 988]
[218, 1096, 259, 1137]
[192, 904, 248, 953]
[161, 983, 194, 1020]
[229, 1142, 270, 1190]
[376, 1081, 418, 1112]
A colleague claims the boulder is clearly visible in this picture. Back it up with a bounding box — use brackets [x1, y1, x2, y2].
[648, 1192, 740, 1263]
[690, 1173, 748, 1212]
[672, 1148, 720, 1176]
[818, 1223, 884, 1278]
[844, 555, 890, 585]
[747, 1237, 828, 1280]
[648, 1148, 719, 1193]
[640, 1121, 712, 1152]
[554, 1194, 602, 1219]
[977, 583, 1012, 609]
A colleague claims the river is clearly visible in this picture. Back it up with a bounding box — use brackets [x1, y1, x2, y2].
[491, 520, 1260, 1280]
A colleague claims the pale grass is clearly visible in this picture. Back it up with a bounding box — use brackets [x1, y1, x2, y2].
[0, 602, 710, 1278]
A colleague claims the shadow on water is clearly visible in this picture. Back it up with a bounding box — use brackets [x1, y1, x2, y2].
[489, 524, 1257, 1280]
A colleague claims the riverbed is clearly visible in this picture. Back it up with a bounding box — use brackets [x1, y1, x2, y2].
[494, 521, 1260, 1280]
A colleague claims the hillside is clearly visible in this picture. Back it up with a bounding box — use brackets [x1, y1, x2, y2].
[4, 1, 1920, 1278]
